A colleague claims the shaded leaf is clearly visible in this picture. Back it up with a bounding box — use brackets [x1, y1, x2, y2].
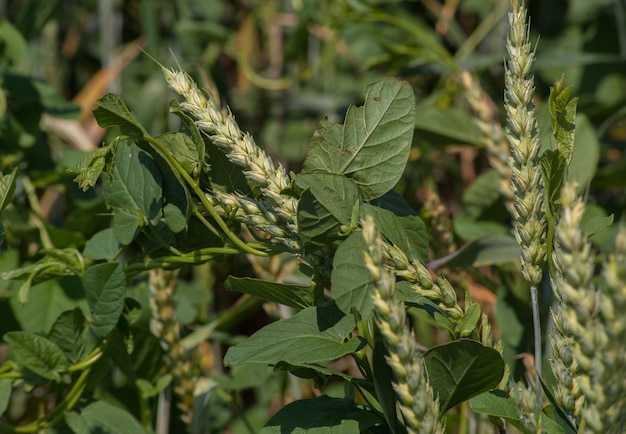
[297, 174, 361, 252]
[224, 305, 365, 366]
[439, 234, 520, 268]
[83, 228, 122, 261]
[261, 395, 382, 434]
[225, 277, 321, 309]
[541, 149, 567, 221]
[0, 378, 11, 416]
[103, 142, 163, 244]
[549, 77, 577, 165]
[4, 331, 70, 381]
[83, 263, 126, 340]
[65, 400, 148, 434]
[0, 167, 18, 213]
[424, 339, 505, 413]
[361, 202, 428, 262]
[414, 104, 482, 146]
[330, 231, 376, 319]
[47, 308, 86, 363]
[302, 78, 415, 200]
[566, 114, 599, 187]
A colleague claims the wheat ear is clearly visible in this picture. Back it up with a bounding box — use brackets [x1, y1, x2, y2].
[363, 216, 444, 434]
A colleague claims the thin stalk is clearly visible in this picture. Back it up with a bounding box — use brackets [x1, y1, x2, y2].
[530, 284, 542, 402]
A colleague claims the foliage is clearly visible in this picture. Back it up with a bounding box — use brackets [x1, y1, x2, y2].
[1, 0, 626, 433]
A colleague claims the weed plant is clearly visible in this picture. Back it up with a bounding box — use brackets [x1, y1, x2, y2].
[0, 1, 625, 433]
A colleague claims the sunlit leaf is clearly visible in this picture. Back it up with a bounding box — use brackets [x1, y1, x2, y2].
[302, 78, 415, 200]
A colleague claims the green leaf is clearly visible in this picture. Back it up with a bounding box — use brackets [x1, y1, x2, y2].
[83, 228, 122, 261]
[470, 390, 566, 434]
[414, 103, 482, 146]
[93, 94, 144, 138]
[440, 234, 520, 268]
[169, 100, 205, 170]
[261, 395, 382, 434]
[223, 305, 365, 366]
[215, 364, 273, 391]
[462, 169, 502, 219]
[10, 278, 88, 334]
[47, 308, 86, 363]
[0, 167, 18, 213]
[4, 331, 70, 381]
[297, 174, 361, 252]
[0, 20, 28, 65]
[549, 77, 577, 165]
[424, 339, 505, 413]
[225, 277, 321, 309]
[65, 400, 148, 434]
[541, 149, 567, 220]
[566, 114, 599, 187]
[372, 336, 405, 434]
[0, 378, 10, 416]
[302, 78, 416, 200]
[452, 216, 509, 242]
[70, 146, 112, 192]
[369, 190, 416, 216]
[361, 203, 428, 262]
[83, 263, 126, 340]
[103, 142, 163, 244]
[156, 132, 203, 175]
[330, 231, 376, 318]
[455, 303, 481, 338]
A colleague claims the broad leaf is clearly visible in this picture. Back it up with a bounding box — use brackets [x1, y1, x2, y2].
[156, 132, 203, 175]
[169, 100, 206, 172]
[223, 305, 365, 366]
[330, 231, 376, 319]
[424, 339, 505, 413]
[566, 114, 599, 187]
[9, 278, 88, 334]
[65, 400, 148, 434]
[261, 395, 382, 434]
[103, 142, 163, 244]
[361, 203, 428, 262]
[0, 167, 18, 212]
[225, 277, 321, 309]
[4, 331, 70, 381]
[470, 390, 566, 434]
[0, 378, 11, 416]
[93, 94, 143, 137]
[83, 228, 122, 261]
[47, 308, 86, 363]
[438, 234, 520, 268]
[414, 103, 482, 146]
[549, 77, 577, 165]
[83, 263, 126, 340]
[462, 169, 502, 219]
[297, 174, 361, 252]
[302, 78, 415, 200]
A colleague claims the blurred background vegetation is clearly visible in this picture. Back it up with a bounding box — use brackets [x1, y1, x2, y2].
[1, 0, 625, 432]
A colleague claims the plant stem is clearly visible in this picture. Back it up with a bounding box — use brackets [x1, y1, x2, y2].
[530, 284, 542, 406]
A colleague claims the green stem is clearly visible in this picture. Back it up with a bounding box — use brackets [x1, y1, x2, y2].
[140, 135, 269, 257]
[530, 284, 542, 408]
[22, 177, 53, 250]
